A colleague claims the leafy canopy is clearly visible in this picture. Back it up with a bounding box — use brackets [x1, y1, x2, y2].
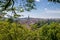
[48, 0, 60, 3]
[0, 0, 36, 12]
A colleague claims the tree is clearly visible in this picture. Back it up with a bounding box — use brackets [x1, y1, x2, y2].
[48, 0, 60, 3]
[0, 0, 36, 13]
[0, 0, 36, 22]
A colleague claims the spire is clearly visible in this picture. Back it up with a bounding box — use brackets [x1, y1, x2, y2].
[27, 15, 30, 20]
[27, 15, 30, 26]
[28, 15, 29, 19]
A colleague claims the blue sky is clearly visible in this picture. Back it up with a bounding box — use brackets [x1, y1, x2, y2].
[6, 0, 60, 18]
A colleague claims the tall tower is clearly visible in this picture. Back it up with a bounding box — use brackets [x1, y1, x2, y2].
[27, 15, 30, 20]
[27, 15, 30, 27]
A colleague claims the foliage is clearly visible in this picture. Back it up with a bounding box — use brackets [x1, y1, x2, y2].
[0, 0, 35, 12]
[0, 0, 36, 21]
[37, 22, 60, 40]
[48, 0, 60, 3]
[0, 20, 60, 40]
[31, 20, 49, 30]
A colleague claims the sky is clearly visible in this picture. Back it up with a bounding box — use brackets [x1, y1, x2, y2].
[5, 0, 60, 18]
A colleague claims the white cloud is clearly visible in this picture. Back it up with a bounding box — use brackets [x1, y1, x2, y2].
[45, 10, 60, 14]
[35, 0, 40, 2]
[44, 8, 48, 11]
[44, 8, 60, 14]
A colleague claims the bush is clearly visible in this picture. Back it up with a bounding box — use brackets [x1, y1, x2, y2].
[0, 20, 60, 40]
[38, 22, 60, 40]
